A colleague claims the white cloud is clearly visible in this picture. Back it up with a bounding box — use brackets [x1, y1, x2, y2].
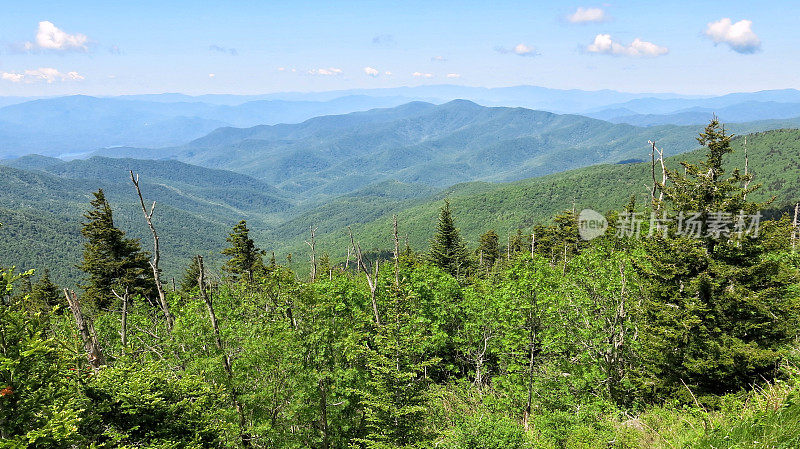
[364, 66, 380, 77]
[567, 7, 607, 24]
[384, 71, 392, 76]
[412, 72, 434, 78]
[1, 67, 84, 83]
[208, 73, 216, 78]
[431, 55, 447, 62]
[24, 21, 88, 51]
[495, 43, 538, 57]
[514, 43, 535, 56]
[308, 67, 343, 76]
[1, 73, 24, 83]
[586, 34, 668, 57]
[446, 73, 461, 78]
[704, 18, 761, 54]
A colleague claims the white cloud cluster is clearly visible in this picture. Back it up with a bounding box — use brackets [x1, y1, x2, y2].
[495, 43, 538, 57]
[364, 66, 380, 77]
[567, 7, 607, 24]
[446, 73, 461, 79]
[586, 34, 668, 57]
[1, 67, 85, 83]
[704, 18, 761, 54]
[24, 21, 88, 51]
[308, 67, 343, 76]
[412, 72, 434, 78]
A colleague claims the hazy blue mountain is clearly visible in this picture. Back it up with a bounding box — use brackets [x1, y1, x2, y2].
[93, 100, 714, 196]
[595, 101, 800, 126]
[0, 95, 420, 158]
[93, 100, 800, 201]
[588, 89, 800, 115]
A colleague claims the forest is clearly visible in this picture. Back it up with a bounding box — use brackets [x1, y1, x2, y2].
[2, 120, 800, 448]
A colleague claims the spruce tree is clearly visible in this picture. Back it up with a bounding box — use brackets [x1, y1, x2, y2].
[179, 257, 203, 293]
[640, 119, 800, 394]
[221, 220, 266, 282]
[28, 269, 61, 313]
[78, 189, 154, 309]
[429, 200, 471, 277]
[477, 230, 500, 269]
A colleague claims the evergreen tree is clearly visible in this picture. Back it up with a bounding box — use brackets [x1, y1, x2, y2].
[221, 220, 266, 282]
[429, 200, 471, 278]
[78, 189, 154, 309]
[179, 257, 203, 293]
[640, 119, 800, 395]
[28, 269, 61, 313]
[477, 230, 500, 270]
[356, 284, 436, 448]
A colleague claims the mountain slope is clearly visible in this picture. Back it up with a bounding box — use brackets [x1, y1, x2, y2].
[0, 158, 294, 285]
[265, 128, 800, 262]
[97, 100, 800, 201]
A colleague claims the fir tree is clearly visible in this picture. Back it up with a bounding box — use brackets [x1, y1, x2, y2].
[78, 189, 154, 309]
[429, 200, 471, 278]
[477, 230, 500, 269]
[28, 269, 61, 313]
[640, 119, 800, 394]
[179, 257, 203, 293]
[221, 220, 266, 282]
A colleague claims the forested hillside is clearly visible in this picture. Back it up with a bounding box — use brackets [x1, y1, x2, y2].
[266, 128, 800, 266]
[4, 128, 800, 286]
[0, 157, 291, 284]
[3, 121, 799, 447]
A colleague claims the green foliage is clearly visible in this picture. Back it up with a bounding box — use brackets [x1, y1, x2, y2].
[440, 412, 530, 449]
[221, 220, 266, 283]
[78, 189, 154, 309]
[429, 201, 471, 278]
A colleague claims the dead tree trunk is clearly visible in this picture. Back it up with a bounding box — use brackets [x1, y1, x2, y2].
[648, 140, 668, 211]
[349, 226, 380, 326]
[793, 204, 799, 252]
[393, 215, 400, 287]
[306, 226, 317, 281]
[64, 289, 105, 370]
[112, 287, 130, 352]
[130, 171, 174, 332]
[196, 256, 250, 448]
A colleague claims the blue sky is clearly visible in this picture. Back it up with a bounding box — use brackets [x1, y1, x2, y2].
[1, 0, 797, 96]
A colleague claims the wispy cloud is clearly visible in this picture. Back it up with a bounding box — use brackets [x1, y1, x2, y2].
[372, 34, 395, 46]
[308, 67, 343, 76]
[586, 34, 668, 57]
[495, 43, 539, 57]
[209, 44, 238, 56]
[566, 7, 607, 24]
[364, 66, 380, 77]
[1, 67, 85, 83]
[431, 55, 447, 62]
[704, 18, 761, 54]
[412, 72, 434, 78]
[23, 21, 89, 52]
[446, 73, 461, 79]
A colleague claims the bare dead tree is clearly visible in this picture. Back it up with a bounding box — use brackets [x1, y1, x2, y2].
[305, 226, 317, 281]
[648, 140, 668, 211]
[793, 204, 799, 253]
[112, 287, 130, 352]
[743, 136, 752, 201]
[64, 289, 105, 370]
[348, 226, 381, 326]
[196, 256, 250, 448]
[130, 171, 174, 332]
[530, 232, 535, 258]
[393, 215, 400, 287]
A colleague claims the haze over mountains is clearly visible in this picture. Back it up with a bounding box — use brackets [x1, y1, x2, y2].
[3, 85, 800, 282]
[4, 86, 800, 159]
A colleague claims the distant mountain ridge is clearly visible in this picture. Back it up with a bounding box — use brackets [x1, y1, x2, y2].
[93, 99, 800, 201]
